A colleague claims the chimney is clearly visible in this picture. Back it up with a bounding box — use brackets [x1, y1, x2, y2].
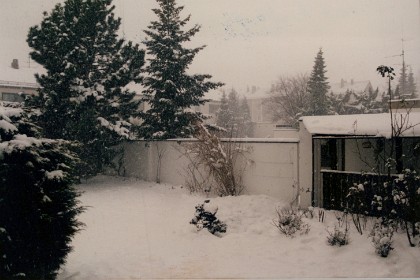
[351, 79, 354, 85]
[11, 59, 19, 69]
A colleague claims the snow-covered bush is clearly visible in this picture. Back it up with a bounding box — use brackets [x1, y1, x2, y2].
[190, 200, 227, 236]
[273, 207, 310, 237]
[369, 222, 394, 257]
[391, 169, 420, 245]
[346, 182, 369, 235]
[0, 105, 84, 279]
[326, 226, 350, 246]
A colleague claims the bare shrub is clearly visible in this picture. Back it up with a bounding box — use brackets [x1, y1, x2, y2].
[182, 123, 252, 196]
[327, 211, 350, 246]
[273, 207, 310, 237]
[326, 226, 350, 246]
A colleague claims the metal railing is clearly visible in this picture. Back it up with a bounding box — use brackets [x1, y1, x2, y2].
[321, 169, 395, 211]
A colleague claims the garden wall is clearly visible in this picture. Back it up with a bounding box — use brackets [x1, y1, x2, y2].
[120, 138, 310, 206]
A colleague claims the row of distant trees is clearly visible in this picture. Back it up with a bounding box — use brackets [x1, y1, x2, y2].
[265, 49, 417, 127]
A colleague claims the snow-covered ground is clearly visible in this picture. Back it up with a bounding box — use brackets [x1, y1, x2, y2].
[58, 176, 420, 279]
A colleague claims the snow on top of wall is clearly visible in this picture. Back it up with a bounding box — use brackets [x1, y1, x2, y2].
[301, 112, 420, 138]
[0, 66, 43, 85]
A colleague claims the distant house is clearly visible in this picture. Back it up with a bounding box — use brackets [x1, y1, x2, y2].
[297, 112, 420, 208]
[0, 60, 39, 103]
[330, 79, 373, 95]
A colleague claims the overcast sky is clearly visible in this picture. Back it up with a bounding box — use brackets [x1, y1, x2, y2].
[1, 0, 419, 92]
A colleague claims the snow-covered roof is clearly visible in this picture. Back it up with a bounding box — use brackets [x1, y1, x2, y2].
[0, 66, 42, 85]
[301, 112, 420, 138]
[330, 80, 371, 95]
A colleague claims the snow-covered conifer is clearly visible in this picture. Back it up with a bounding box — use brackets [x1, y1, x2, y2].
[0, 104, 84, 279]
[238, 96, 253, 137]
[140, 0, 223, 139]
[307, 48, 331, 116]
[27, 0, 145, 177]
[216, 91, 232, 131]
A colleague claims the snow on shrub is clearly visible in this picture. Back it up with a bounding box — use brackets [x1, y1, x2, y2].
[0, 104, 84, 279]
[326, 211, 350, 246]
[273, 207, 310, 237]
[190, 200, 227, 236]
[369, 222, 394, 257]
[326, 226, 350, 246]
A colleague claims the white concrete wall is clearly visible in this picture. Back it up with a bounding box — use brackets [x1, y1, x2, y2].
[121, 138, 310, 206]
[297, 121, 313, 207]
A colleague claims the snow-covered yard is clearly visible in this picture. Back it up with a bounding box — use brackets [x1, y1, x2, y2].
[58, 176, 420, 279]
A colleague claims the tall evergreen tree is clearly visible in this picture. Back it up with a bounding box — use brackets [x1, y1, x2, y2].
[216, 91, 231, 130]
[238, 96, 253, 137]
[140, 0, 223, 140]
[307, 48, 330, 115]
[27, 0, 145, 177]
[407, 67, 417, 98]
[398, 62, 408, 98]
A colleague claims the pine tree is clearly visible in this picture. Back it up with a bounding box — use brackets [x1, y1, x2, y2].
[307, 48, 330, 115]
[27, 0, 145, 177]
[407, 68, 417, 98]
[216, 91, 231, 130]
[140, 0, 223, 140]
[238, 96, 253, 137]
[0, 104, 84, 279]
[398, 62, 408, 98]
[227, 88, 240, 133]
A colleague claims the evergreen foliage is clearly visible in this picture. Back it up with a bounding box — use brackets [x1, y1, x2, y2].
[27, 0, 145, 177]
[0, 104, 84, 279]
[216, 89, 253, 137]
[215, 91, 231, 131]
[397, 62, 408, 98]
[140, 0, 223, 140]
[190, 200, 227, 236]
[307, 48, 331, 116]
[238, 96, 253, 137]
[407, 68, 417, 98]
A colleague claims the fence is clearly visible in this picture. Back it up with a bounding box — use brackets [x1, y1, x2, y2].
[321, 169, 396, 212]
[120, 138, 310, 205]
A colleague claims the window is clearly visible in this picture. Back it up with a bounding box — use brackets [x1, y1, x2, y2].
[1, 92, 24, 103]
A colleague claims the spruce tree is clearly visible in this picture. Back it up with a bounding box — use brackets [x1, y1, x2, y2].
[216, 91, 231, 131]
[407, 68, 417, 98]
[398, 62, 408, 98]
[307, 48, 330, 115]
[140, 0, 223, 140]
[238, 96, 253, 137]
[0, 104, 84, 279]
[27, 0, 145, 177]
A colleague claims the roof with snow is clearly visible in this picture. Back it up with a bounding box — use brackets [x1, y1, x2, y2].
[330, 80, 372, 95]
[0, 66, 42, 84]
[301, 112, 420, 138]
